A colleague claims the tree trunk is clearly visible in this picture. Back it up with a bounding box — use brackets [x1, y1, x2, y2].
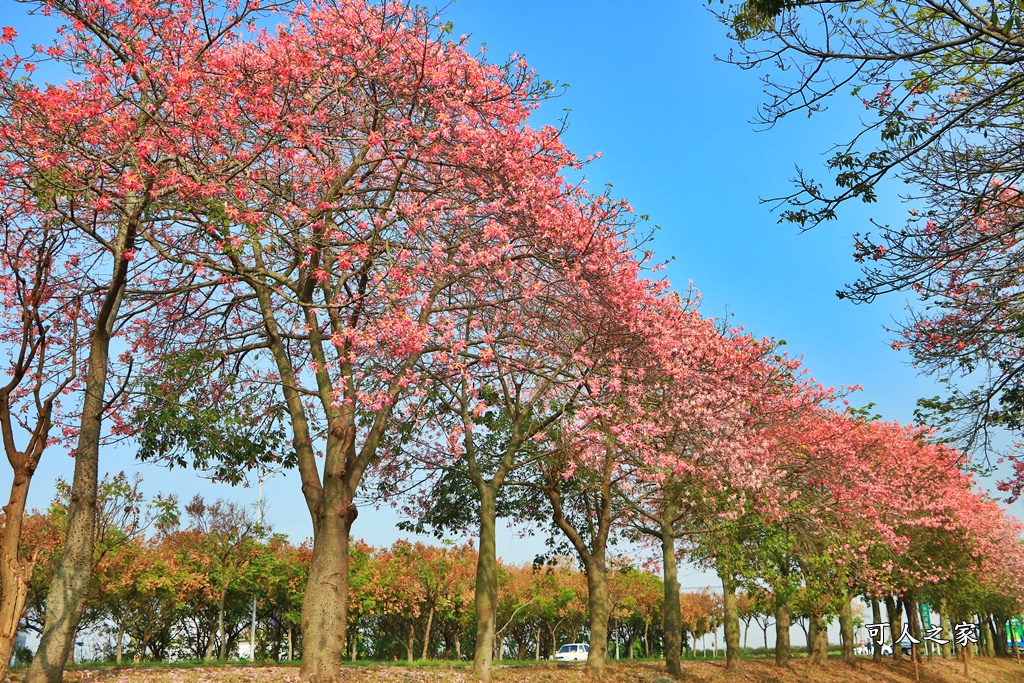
[938, 598, 951, 658]
[535, 625, 541, 661]
[839, 591, 855, 667]
[660, 510, 682, 678]
[886, 596, 903, 661]
[872, 598, 882, 663]
[807, 614, 826, 666]
[116, 623, 123, 665]
[23, 318, 111, 682]
[544, 456, 614, 680]
[350, 630, 357, 661]
[406, 622, 415, 663]
[584, 558, 610, 679]
[994, 615, 1009, 658]
[204, 626, 217, 661]
[472, 485, 498, 683]
[288, 624, 293, 662]
[774, 586, 791, 667]
[918, 603, 931, 660]
[299, 497, 356, 682]
[257, 275, 382, 683]
[0, 468, 38, 680]
[719, 563, 740, 671]
[421, 605, 434, 660]
[217, 593, 228, 660]
[905, 592, 924, 662]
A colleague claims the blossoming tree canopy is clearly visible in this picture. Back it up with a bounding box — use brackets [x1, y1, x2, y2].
[23, 1, 666, 680]
[0, 1, 291, 680]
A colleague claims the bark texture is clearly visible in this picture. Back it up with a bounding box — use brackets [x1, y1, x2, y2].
[0, 469, 39, 679]
[719, 565, 740, 672]
[839, 591, 856, 667]
[583, 559, 610, 679]
[872, 598, 883, 664]
[807, 614, 827, 666]
[774, 565, 791, 668]
[938, 597, 952, 659]
[660, 511, 681, 678]
[472, 487, 498, 683]
[886, 595, 903, 662]
[299, 496, 356, 681]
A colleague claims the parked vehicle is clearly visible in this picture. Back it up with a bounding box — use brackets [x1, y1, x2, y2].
[865, 642, 894, 656]
[554, 643, 589, 662]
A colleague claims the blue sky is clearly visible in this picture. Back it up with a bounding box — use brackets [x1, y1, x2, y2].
[0, 0, 1017, 590]
[442, 0, 923, 410]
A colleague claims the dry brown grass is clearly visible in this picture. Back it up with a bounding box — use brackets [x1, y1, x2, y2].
[13, 656, 1024, 683]
[611, 656, 1023, 683]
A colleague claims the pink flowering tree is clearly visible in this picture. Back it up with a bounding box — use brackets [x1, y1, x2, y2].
[510, 285, 747, 679]
[0, 1, 276, 680]
[374, 190, 651, 682]
[113, 3, 657, 680]
[619, 309, 797, 675]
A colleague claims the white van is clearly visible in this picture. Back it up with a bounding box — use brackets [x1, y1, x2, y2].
[554, 643, 589, 661]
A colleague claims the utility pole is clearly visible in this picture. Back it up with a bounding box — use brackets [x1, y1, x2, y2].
[249, 472, 265, 660]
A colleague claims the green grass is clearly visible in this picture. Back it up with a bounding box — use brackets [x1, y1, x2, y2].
[44, 658, 303, 671]
[339, 659, 472, 668]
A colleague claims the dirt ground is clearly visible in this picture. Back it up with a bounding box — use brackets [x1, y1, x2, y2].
[14, 657, 1024, 683]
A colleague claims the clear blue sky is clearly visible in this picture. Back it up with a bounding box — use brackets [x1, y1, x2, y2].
[0, 0, 1018, 587]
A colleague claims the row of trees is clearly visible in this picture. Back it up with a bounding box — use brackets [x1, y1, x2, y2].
[9, 479, 303, 664]
[9, 482, 718, 664]
[0, 1, 1023, 682]
[13, 478, 1017, 672]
